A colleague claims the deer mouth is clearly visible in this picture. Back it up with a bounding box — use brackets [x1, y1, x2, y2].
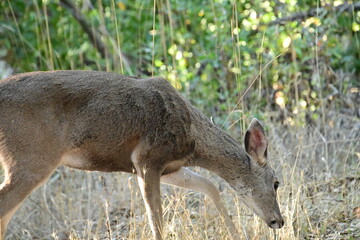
[241, 199, 284, 229]
[268, 218, 284, 229]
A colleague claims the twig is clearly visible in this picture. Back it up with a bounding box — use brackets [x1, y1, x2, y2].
[221, 52, 284, 128]
[268, 3, 360, 26]
[297, 138, 360, 149]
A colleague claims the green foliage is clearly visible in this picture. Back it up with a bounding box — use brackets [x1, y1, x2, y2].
[0, 0, 359, 127]
[0, 2, 359, 239]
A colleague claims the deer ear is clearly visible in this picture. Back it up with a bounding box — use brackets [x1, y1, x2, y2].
[244, 118, 268, 166]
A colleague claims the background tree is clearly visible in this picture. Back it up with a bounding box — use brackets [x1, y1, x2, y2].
[0, 0, 359, 239]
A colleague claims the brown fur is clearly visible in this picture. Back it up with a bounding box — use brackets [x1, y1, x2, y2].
[0, 71, 283, 239]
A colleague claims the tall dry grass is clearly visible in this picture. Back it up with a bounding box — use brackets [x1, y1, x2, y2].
[1, 1, 359, 239]
[1, 100, 359, 239]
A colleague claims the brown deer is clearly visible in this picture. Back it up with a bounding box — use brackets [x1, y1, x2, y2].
[0, 71, 283, 240]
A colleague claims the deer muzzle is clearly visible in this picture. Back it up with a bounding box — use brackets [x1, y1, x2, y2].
[268, 216, 284, 229]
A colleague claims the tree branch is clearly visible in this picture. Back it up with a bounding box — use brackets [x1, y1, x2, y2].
[59, 0, 138, 75]
[268, 2, 360, 26]
[59, 0, 109, 59]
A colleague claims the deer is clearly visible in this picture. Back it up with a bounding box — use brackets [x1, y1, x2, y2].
[0, 70, 284, 240]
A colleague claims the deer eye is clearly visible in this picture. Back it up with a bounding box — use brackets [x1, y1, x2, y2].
[274, 181, 280, 191]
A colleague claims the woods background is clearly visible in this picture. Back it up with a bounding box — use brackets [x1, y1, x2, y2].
[0, 0, 359, 239]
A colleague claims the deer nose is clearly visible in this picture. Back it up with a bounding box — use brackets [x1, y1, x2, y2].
[270, 218, 284, 229]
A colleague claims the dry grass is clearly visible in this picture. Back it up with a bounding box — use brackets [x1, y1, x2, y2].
[1, 107, 359, 240]
[1, 1, 359, 239]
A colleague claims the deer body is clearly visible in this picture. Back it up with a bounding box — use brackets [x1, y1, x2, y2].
[0, 71, 283, 239]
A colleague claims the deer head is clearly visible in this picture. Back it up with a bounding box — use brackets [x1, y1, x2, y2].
[231, 119, 284, 229]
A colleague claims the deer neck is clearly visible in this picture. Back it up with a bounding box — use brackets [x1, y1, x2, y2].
[187, 110, 250, 182]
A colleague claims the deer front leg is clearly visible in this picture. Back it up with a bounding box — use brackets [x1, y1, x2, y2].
[137, 168, 163, 240]
[131, 144, 163, 240]
[136, 167, 163, 240]
[161, 167, 240, 240]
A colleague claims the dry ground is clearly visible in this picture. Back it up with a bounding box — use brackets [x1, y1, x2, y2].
[1, 109, 359, 240]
